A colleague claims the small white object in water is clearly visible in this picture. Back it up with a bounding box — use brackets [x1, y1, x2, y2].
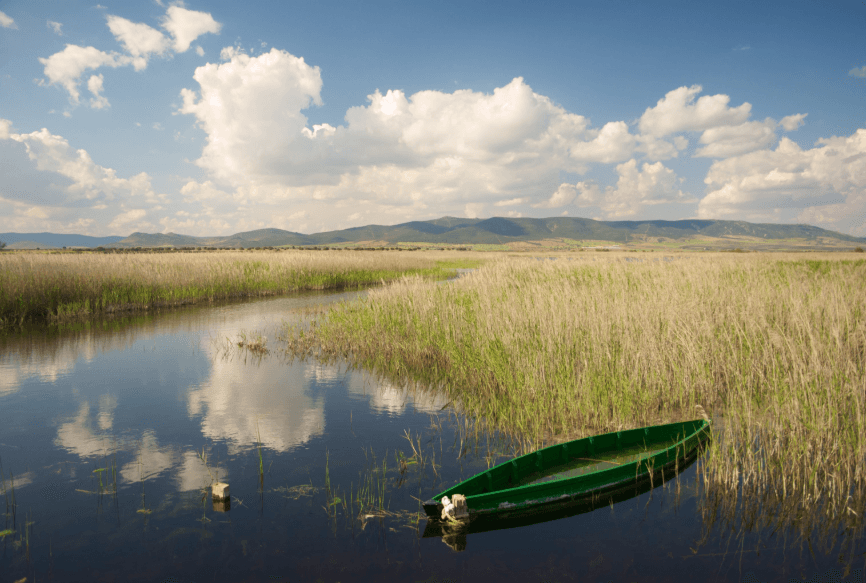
[212, 482, 230, 501]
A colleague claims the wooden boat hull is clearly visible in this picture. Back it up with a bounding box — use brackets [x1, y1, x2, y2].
[423, 444, 703, 547]
[423, 418, 710, 519]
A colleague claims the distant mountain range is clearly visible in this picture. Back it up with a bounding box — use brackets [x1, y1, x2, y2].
[2, 217, 864, 250]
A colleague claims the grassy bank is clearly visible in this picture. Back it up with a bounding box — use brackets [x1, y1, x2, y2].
[286, 253, 866, 530]
[0, 249, 483, 328]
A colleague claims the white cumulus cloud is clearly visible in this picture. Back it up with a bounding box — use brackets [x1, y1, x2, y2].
[38, 7, 220, 109]
[779, 113, 807, 131]
[494, 197, 529, 206]
[635, 134, 689, 161]
[47, 20, 63, 35]
[465, 203, 485, 218]
[533, 183, 582, 208]
[87, 74, 110, 109]
[638, 85, 752, 137]
[106, 15, 170, 71]
[699, 130, 866, 235]
[38, 44, 129, 105]
[179, 47, 325, 186]
[536, 159, 694, 218]
[849, 66, 866, 78]
[180, 180, 232, 202]
[161, 6, 221, 53]
[108, 209, 147, 230]
[177, 51, 617, 217]
[0, 10, 16, 29]
[695, 118, 778, 158]
[0, 119, 168, 234]
[2, 123, 162, 206]
[568, 121, 636, 163]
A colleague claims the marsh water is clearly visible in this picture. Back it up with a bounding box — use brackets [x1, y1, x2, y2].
[0, 287, 863, 582]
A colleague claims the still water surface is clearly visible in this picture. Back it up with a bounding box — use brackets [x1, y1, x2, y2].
[0, 289, 862, 582]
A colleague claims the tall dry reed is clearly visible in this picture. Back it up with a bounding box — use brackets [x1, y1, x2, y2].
[0, 250, 482, 328]
[290, 253, 866, 532]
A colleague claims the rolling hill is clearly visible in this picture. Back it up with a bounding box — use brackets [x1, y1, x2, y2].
[108, 217, 866, 250]
[2, 218, 864, 251]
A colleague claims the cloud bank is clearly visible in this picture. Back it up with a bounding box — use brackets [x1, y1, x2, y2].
[7, 37, 865, 237]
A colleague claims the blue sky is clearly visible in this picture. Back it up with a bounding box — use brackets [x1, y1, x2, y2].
[1, 0, 864, 237]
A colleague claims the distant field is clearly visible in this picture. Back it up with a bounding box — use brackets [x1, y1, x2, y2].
[5, 240, 59, 250]
[390, 236, 866, 252]
[625, 234, 865, 251]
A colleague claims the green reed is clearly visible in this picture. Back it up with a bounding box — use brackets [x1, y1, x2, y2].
[136, 447, 151, 515]
[255, 418, 264, 487]
[324, 447, 392, 520]
[93, 468, 106, 495]
[112, 445, 118, 496]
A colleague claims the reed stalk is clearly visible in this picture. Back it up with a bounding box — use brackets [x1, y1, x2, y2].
[136, 447, 151, 515]
[8, 472, 15, 527]
[255, 418, 264, 488]
[0, 457, 7, 519]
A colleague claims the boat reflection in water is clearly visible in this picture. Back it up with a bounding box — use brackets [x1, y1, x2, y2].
[423, 446, 703, 552]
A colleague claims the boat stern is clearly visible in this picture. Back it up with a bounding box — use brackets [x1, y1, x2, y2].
[423, 498, 444, 518]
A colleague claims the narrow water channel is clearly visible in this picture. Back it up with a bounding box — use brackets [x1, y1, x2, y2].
[0, 289, 862, 582]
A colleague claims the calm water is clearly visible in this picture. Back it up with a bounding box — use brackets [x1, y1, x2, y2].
[0, 289, 863, 582]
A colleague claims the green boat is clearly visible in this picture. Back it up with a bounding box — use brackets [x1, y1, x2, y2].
[423, 447, 703, 550]
[423, 418, 711, 520]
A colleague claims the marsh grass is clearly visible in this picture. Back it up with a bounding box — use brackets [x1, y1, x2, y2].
[285, 253, 866, 537]
[318, 412, 512, 537]
[237, 331, 268, 355]
[0, 250, 484, 328]
[321, 443, 436, 537]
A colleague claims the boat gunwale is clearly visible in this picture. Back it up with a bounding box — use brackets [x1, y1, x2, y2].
[424, 418, 710, 518]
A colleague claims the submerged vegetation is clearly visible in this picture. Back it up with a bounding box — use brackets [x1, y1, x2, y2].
[0, 250, 483, 328]
[284, 253, 866, 538]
